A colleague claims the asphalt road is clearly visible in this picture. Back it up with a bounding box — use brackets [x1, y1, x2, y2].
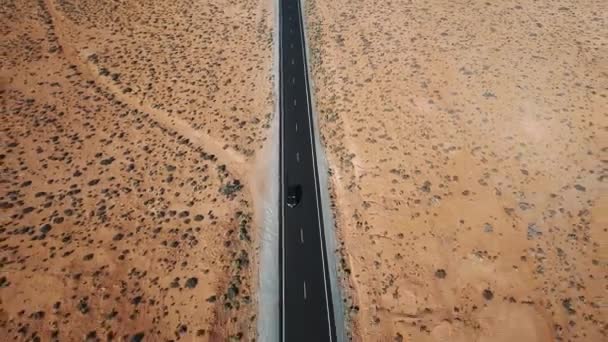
[278, 0, 337, 341]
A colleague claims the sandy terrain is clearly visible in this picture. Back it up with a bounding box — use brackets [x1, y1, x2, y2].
[305, 0, 607, 341]
[1, 0, 273, 340]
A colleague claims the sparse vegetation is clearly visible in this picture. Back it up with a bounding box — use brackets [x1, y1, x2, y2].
[0, 0, 273, 339]
[305, 0, 606, 340]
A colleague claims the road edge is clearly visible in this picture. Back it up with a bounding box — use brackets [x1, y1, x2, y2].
[256, 0, 280, 339]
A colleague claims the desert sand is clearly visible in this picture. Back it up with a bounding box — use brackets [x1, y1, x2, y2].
[305, 0, 606, 341]
[1, 0, 273, 340]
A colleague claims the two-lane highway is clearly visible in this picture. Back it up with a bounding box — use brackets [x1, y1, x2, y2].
[278, 0, 337, 341]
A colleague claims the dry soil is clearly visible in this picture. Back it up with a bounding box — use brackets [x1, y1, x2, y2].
[305, 0, 607, 341]
[1, 0, 273, 340]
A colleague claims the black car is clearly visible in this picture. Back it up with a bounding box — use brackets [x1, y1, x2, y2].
[286, 184, 302, 208]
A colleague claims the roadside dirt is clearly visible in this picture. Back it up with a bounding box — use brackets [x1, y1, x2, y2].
[1, 0, 273, 340]
[305, 0, 607, 341]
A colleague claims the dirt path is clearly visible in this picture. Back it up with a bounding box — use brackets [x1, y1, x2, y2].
[43, 0, 246, 172]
